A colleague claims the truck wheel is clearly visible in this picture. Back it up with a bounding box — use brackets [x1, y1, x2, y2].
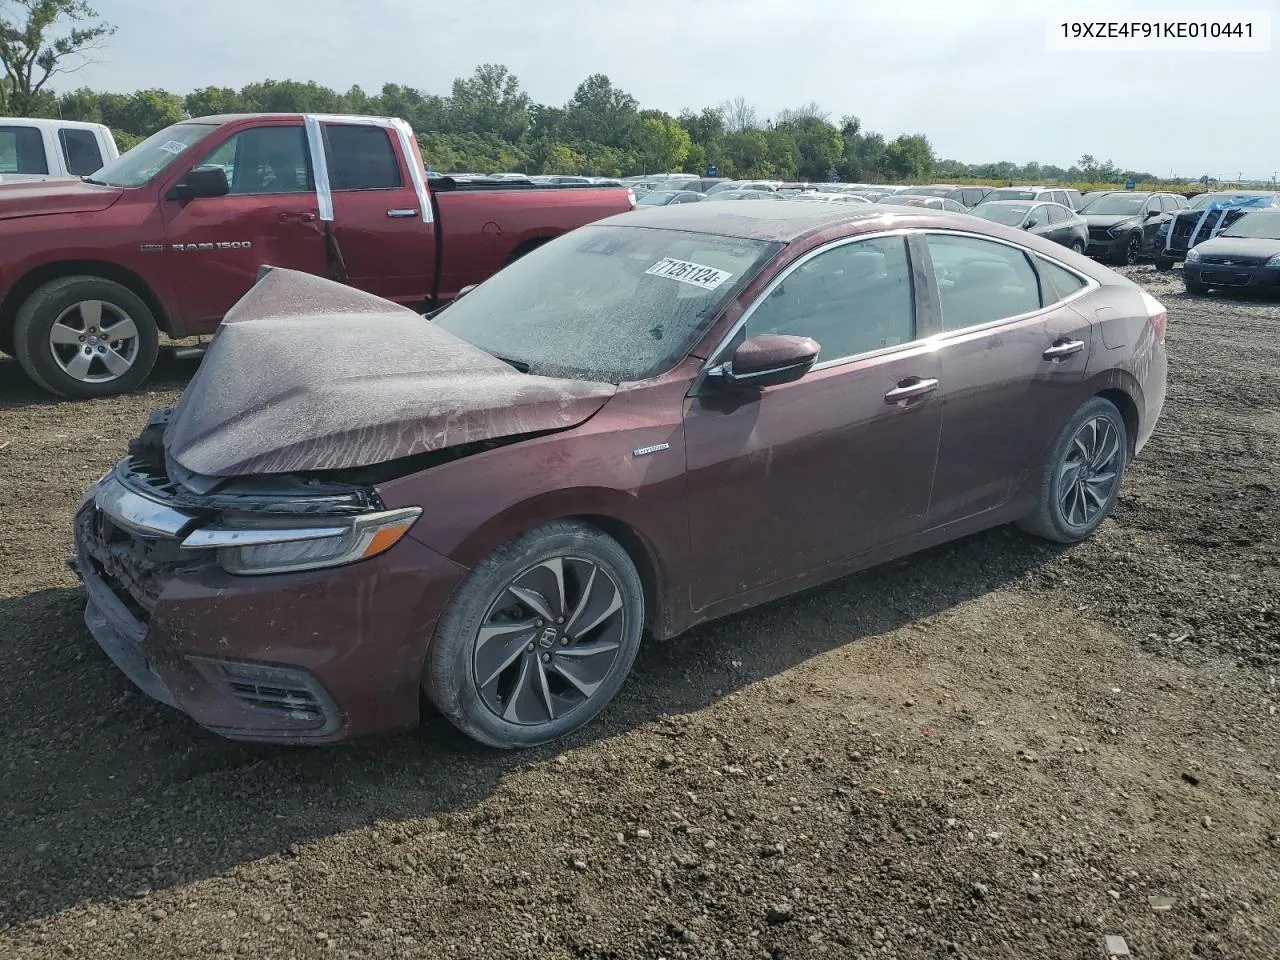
[1154, 255, 1174, 272]
[13, 276, 160, 399]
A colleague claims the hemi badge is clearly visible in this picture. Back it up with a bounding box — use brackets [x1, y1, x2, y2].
[139, 243, 164, 253]
[633, 442, 670, 457]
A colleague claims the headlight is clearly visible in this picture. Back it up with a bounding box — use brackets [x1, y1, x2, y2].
[181, 507, 422, 576]
[1267, 254, 1280, 267]
[1108, 221, 1134, 236]
[1185, 247, 1202, 262]
[77, 467, 115, 511]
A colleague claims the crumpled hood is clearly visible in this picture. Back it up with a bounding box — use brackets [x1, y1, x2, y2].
[163, 268, 616, 477]
[0, 178, 124, 221]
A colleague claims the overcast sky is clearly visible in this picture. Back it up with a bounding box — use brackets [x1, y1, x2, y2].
[65, 0, 1280, 178]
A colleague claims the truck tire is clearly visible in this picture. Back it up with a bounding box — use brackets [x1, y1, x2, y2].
[13, 276, 160, 400]
[1154, 255, 1174, 272]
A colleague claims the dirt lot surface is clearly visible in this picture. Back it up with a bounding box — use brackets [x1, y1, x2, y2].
[1, 268, 1277, 960]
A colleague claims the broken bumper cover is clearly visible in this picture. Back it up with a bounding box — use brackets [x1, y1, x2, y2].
[72, 483, 468, 745]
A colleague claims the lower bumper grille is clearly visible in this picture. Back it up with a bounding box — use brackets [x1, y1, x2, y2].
[190, 658, 341, 735]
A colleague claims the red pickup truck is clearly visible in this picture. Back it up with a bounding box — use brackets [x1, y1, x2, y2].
[0, 112, 636, 399]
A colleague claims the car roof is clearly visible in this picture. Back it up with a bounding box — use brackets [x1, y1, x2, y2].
[598, 198, 964, 242]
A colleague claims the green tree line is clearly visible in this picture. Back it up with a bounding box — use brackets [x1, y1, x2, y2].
[1, 2, 1161, 185]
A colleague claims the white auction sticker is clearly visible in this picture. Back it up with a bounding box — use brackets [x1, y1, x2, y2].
[158, 140, 191, 155]
[645, 257, 733, 290]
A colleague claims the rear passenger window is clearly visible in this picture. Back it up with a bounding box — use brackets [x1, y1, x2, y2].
[745, 236, 915, 360]
[1046, 204, 1068, 224]
[0, 125, 49, 175]
[1160, 195, 1179, 213]
[925, 234, 1042, 331]
[962, 189, 985, 206]
[58, 128, 104, 176]
[324, 125, 403, 190]
[1033, 255, 1088, 301]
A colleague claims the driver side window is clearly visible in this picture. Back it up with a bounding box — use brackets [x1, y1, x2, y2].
[195, 125, 313, 196]
[744, 236, 916, 361]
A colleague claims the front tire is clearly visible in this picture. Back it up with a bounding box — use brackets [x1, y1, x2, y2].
[13, 276, 159, 399]
[1111, 232, 1142, 266]
[425, 520, 645, 749]
[1018, 397, 1128, 544]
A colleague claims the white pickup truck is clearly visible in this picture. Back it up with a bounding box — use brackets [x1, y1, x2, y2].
[0, 118, 119, 182]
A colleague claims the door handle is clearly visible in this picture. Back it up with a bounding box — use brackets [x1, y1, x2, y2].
[884, 377, 939, 404]
[386, 208, 418, 218]
[1042, 339, 1085, 361]
[277, 212, 317, 223]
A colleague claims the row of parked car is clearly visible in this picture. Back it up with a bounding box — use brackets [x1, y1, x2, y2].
[616, 173, 1280, 293]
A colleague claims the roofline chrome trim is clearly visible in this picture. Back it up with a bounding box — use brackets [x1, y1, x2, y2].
[701, 225, 1102, 372]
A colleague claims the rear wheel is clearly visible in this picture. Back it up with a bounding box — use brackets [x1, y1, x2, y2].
[1018, 397, 1128, 544]
[1069, 238, 1085, 255]
[1154, 255, 1175, 272]
[13, 276, 159, 399]
[424, 520, 645, 749]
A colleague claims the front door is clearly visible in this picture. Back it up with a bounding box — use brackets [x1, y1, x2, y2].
[684, 234, 943, 611]
[918, 232, 1095, 526]
[161, 122, 328, 332]
[319, 120, 437, 304]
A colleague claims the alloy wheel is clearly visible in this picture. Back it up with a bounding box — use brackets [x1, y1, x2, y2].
[1057, 416, 1122, 529]
[47, 300, 140, 383]
[1125, 233, 1142, 265]
[472, 556, 627, 726]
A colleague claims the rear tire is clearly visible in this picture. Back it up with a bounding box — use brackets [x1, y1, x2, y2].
[1154, 255, 1174, 272]
[424, 520, 645, 749]
[1069, 239, 1085, 255]
[13, 276, 159, 399]
[1017, 397, 1128, 544]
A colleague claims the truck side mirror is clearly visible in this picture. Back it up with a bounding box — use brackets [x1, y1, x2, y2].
[170, 166, 229, 202]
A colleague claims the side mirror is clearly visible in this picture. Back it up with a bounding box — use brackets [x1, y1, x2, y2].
[170, 166, 229, 201]
[1144, 208, 1160, 218]
[1024, 218, 1038, 228]
[455, 284, 478, 300]
[708, 334, 820, 389]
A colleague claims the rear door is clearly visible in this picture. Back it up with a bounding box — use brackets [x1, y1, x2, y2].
[917, 232, 1095, 526]
[161, 121, 329, 331]
[318, 119, 436, 303]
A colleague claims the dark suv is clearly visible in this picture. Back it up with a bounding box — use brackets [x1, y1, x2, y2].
[1153, 191, 1280, 271]
[1082, 191, 1188, 265]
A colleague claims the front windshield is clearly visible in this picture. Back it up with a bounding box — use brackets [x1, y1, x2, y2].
[986, 189, 1036, 201]
[1082, 194, 1149, 215]
[1219, 212, 1280, 240]
[434, 224, 782, 383]
[637, 192, 675, 205]
[86, 122, 217, 188]
[705, 182, 741, 194]
[973, 203, 1032, 225]
[1187, 193, 1272, 211]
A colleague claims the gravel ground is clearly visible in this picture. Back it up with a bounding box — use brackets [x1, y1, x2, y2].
[0, 268, 1277, 960]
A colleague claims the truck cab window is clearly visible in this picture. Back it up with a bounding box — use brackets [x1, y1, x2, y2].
[197, 126, 313, 195]
[58, 128, 104, 176]
[323, 125, 403, 191]
[0, 126, 50, 175]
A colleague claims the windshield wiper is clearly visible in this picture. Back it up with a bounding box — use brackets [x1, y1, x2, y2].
[491, 354, 530, 373]
[82, 176, 108, 186]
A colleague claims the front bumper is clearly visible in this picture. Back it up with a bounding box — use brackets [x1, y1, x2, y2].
[72, 474, 468, 744]
[1086, 234, 1129, 259]
[1184, 263, 1280, 290]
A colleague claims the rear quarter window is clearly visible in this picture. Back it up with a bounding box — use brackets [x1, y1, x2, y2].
[1033, 254, 1089, 303]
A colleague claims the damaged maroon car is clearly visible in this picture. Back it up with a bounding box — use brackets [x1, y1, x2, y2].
[72, 201, 1168, 748]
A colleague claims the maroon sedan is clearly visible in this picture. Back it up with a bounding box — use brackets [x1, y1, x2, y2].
[71, 200, 1168, 748]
